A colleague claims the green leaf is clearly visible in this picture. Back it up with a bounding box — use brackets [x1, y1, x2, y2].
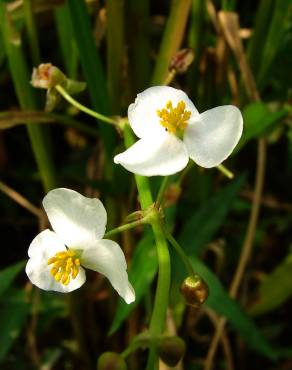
[0, 261, 25, 297]
[235, 103, 288, 152]
[109, 232, 157, 334]
[0, 290, 30, 363]
[178, 174, 245, 255]
[248, 253, 292, 316]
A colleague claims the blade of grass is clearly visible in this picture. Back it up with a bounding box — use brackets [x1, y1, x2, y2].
[54, 3, 78, 78]
[247, 0, 274, 79]
[0, 3, 57, 192]
[127, 0, 151, 94]
[151, 0, 192, 85]
[23, 0, 40, 64]
[106, 0, 124, 113]
[67, 0, 115, 154]
[257, 0, 292, 89]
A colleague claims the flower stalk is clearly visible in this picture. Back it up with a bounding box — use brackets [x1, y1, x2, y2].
[55, 84, 117, 125]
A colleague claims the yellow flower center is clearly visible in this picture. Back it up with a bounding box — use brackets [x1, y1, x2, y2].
[156, 100, 191, 135]
[48, 249, 80, 286]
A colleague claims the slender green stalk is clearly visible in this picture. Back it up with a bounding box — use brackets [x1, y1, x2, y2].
[0, 2, 57, 192]
[155, 176, 170, 209]
[123, 125, 170, 370]
[217, 164, 234, 179]
[162, 225, 195, 277]
[146, 219, 170, 370]
[104, 218, 145, 238]
[23, 0, 40, 64]
[55, 85, 117, 125]
[151, 0, 192, 85]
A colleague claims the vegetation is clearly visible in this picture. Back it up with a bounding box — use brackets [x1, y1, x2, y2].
[0, 0, 291, 369]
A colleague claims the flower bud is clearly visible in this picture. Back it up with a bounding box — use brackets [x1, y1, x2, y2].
[180, 275, 209, 307]
[97, 352, 127, 370]
[169, 48, 195, 74]
[31, 63, 66, 89]
[158, 336, 186, 367]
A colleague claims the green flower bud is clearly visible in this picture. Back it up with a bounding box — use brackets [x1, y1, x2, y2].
[158, 336, 186, 367]
[97, 352, 127, 370]
[180, 275, 209, 307]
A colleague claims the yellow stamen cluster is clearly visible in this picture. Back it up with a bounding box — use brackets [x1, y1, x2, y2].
[156, 100, 191, 135]
[48, 249, 80, 286]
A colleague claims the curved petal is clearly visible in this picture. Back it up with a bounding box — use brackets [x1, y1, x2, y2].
[128, 86, 199, 139]
[114, 135, 189, 176]
[26, 229, 86, 292]
[81, 239, 135, 304]
[43, 188, 107, 249]
[184, 105, 243, 168]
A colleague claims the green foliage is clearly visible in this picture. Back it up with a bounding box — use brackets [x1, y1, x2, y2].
[0, 262, 29, 363]
[0, 0, 291, 368]
[249, 252, 292, 316]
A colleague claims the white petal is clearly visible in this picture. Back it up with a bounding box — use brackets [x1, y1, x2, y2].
[114, 135, 189, 176]
[26, 257, 86, 292]
[26, 229, 86, 292]
[128, 86, 199, 139]
[184, 105, 243, 168]
[43, 188, 107, 249]
[81, 239, 135, 304]
[28, 229, 66, 258]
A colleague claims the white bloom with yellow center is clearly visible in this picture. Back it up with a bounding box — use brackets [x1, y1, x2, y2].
[25, 188, 135, 304]
[114, 86, 243, 176]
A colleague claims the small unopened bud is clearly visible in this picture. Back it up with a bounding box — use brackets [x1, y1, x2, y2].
[158, 336, 186, 367]
[97, 352, 127, 370]
[169, 48, 195, 74]
[31, 63, 66, 89]
[180, 275, 209, 307]
[31, 63, 86, 112]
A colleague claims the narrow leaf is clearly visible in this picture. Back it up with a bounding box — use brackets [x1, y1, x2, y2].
[178, 175, 245, 255]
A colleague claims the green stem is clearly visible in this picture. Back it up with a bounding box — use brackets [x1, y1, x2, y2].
[155, 176, 170, 209]
[162, 225, 195, 277]
[217, 164, 234, 179]
[55, 85, 117, 125]
[123, 125, 170, 370]
[146, 219, 171, 370]
[104, 219, 145, 238]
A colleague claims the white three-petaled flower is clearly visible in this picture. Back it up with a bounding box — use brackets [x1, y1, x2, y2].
[25, 188, 135, 304]
[114, 86, 243, 176]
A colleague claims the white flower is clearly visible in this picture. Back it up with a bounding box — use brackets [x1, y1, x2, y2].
[114, 86, 243, 176]
[25, 188, 135, 304]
